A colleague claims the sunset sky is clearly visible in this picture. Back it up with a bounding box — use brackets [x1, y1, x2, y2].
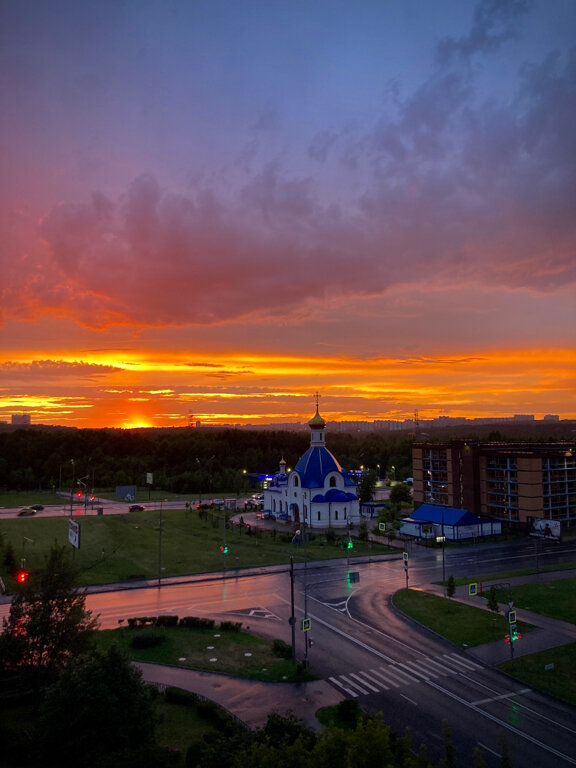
[1, 0, 575, 429]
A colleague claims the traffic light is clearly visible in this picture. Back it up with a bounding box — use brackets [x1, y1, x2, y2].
[504, 634, 511, 645]
[219, 544, 228, 554]
[510, 625, 522, 642]
[16, 569, 29, 584]
[347, 539, 354, 549]
[76, 491, 82, 498]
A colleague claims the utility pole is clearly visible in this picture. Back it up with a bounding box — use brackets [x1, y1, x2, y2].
[289, 556, 296, 665]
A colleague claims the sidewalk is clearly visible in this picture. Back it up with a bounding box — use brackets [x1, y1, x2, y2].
[136, 662, 344, 731]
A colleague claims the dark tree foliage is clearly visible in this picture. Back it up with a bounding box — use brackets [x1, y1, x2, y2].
[0, 425, 415, 493]
[35, 646, 165, 768]
[0, 544, 98, 702]
[356, 469, 377, 503]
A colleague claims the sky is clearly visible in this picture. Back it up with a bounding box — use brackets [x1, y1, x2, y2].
[1, 0, 575, 429]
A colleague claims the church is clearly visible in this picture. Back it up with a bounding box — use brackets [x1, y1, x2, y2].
[263, 405, 360, 530]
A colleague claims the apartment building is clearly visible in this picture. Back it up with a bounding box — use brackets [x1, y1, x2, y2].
[412, 441, 576, 529]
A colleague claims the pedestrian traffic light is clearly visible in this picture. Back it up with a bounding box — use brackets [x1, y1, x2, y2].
[347, 539, 354, 549]
[16, 569, 29, 584]
[510, 625, 521, 642]
[504, 634, 511, 645]
[219, 544, 228, 554]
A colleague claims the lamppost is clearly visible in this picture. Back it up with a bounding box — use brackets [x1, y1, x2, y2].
[69, 459, 75, 515]
[157, 499, 165, 587]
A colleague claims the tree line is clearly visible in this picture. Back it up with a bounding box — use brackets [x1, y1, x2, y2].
[0, 426, 414, 493]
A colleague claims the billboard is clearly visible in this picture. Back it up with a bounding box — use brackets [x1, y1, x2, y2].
[529, 517, 561, 541]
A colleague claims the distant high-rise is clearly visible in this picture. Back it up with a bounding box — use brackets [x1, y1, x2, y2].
[11, 414, 31, 425]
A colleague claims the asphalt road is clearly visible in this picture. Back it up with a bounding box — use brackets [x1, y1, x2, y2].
[49, 545, 575, 768]
[2, 508, 575, 767]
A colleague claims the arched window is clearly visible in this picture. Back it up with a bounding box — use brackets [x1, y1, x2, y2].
[335, 509, 339, 520]
[317, 510, 321, 521]
[293, 476, 299, 487]
[330, 476, 336, 487]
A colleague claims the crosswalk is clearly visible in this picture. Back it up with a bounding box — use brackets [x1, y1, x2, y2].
[328, 653, 483, 697]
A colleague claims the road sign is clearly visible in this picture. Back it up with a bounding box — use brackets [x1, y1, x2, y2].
[469, 583, 478, 596]
[301, 618, 311, 632]
[379, 522, 386, 532]
[402, 551, 408, 561]
[508, 610, 517, 624]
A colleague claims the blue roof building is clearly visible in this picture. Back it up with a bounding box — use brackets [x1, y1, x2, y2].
[264, 406, 359, 529]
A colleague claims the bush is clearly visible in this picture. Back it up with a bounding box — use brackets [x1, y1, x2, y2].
[325, 527, 337, 545]
[130, 630, 165, 649]
[165, 687, 201, 707]
[272, 639, 292, 659]
[179, 616, 215, 629]
[336, 698, 362, 725]
[219, 620, 242, 632]
[156, 615, 179, 627]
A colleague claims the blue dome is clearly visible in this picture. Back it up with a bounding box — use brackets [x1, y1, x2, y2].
[294, 446, 341, 488]
[312, 488, 358, 503]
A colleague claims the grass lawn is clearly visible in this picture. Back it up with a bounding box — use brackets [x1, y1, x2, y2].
[93, 624, 317, 682]
[0, 507, 393, 587]
[498, 643, 576, 706]
[492, 579, 576, 624]
[392, 588, 534, 647]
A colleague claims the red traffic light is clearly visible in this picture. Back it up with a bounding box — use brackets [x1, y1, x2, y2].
[76, 491, 82, 498]
[16, 570, 29, 584]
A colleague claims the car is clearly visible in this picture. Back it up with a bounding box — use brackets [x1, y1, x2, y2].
[128, 504, 145, 513]
[211, 499, 225, 506]
[17, 507, 36, 516]
[251, 493, 264, 501]
[30, 504, 44, 511]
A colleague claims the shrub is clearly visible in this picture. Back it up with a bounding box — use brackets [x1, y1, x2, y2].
[336, 698, 362, 725]
[219, 620, 242, 632]
[156, 615, 179, 627]
[272, 639, 292, 659]
[179, 616, 215, 629]
[325, 527, 337, 545]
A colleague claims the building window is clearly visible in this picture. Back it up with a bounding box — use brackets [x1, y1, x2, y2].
[317, 510, 321, 521]
[335, 509, 339, 520]
[293, 476, 299, 487]
[330, 476, 336, 487]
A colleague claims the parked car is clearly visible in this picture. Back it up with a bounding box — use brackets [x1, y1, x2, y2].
[30, 504, 44, 511]
[17, 508, 36, 516]
[128, 504, 145, 513]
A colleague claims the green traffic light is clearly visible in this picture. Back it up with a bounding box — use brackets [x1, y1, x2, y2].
[347, 540, 354, 549]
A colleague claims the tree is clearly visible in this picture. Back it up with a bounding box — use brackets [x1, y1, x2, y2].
[357, 470, 377, 504]
[390, 482, 413, 511]
[36, 646, 166, 768]
[446, 575, 456, 599]
[0, 544, 98, 704]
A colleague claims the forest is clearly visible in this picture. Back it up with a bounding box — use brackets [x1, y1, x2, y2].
[0, 426, 414, 494]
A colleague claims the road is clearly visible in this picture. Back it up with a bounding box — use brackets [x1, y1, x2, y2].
[1, 523, 574, 767]
[64, 539, 575, 768]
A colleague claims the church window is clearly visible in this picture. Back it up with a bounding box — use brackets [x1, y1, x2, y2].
[330, 476, 336, 487]
[293, 476, 299, 487]
[317, 510, 321, 521]
[335, 509, 339, 520]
